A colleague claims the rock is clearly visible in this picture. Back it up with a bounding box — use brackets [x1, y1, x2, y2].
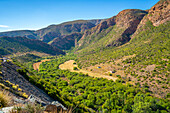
[132, 0, 170, 38]
[1, 107, 14, 113]
[78, 9, 147, 48]
[148, 0, 170, 26]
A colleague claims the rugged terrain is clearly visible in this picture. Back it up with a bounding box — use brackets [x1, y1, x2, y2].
[0, 19, 104, 50]
[75, 0, 170, 98]
[0, 61, 53, 102]
[76, 9, 148, 52]
[0, 0, 169, 112]
[0, 36, 65, 56]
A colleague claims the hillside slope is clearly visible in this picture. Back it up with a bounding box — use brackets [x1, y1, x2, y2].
[0, 19, 104, 50]
[75, 0, 170, 98]
[76, 9, 148, 52]
[0, 30, 38, 39]
[49, 33, 83, 50]
[0, 61, 53, 102]
[0, 36, 65, 56]
[37, 19, 103, 43]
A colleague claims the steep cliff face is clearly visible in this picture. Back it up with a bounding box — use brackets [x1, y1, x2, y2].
[77, 9, 147, 50]
[115, 9, 147, 35]
[81, 17, 116, 41]
[132, 0, 170, 38]
[148, 0, 170, 26]
[77, 0, 170, 51]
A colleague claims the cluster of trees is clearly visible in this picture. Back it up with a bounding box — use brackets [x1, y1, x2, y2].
[74, 21, 170, 97]
[11, 21, 170, 112]
[24, 56, 170, 113]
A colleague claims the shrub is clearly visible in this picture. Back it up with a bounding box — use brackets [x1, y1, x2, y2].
[0, 83, 5, 88]
[73, 62, 76, 65]
[140, 70, 145, 72]
[12, 85, 17, 90]
[22, 93, 28, 98]
[18, 88, 22, 92]
[116, 75, 121, 78]
[73, 67, 78, 70]
[25, 103, 44, 113]
[11, 103, 44, 113]
[0, 91, 10, 108]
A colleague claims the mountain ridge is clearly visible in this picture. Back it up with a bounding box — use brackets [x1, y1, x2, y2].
[0, 19, 104, 48]
[76, 9, 148, 52]
[0, 36, 65, 56]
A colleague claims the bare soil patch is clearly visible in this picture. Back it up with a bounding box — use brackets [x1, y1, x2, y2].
[33, 59, 51, 71]
[59, 60, 117, 81]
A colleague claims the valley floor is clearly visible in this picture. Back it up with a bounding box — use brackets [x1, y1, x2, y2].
[59, 60, 117, 81]
[33, 59, 51, 71]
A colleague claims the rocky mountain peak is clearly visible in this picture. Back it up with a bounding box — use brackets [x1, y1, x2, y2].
[78, 9, 147, 48]
[132, 0, 170, 38]
[148, 0, 170, 26]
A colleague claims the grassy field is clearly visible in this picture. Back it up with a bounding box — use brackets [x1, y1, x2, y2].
[59, 60, 117, 81]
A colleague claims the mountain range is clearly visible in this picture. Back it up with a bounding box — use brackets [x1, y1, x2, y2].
[0, 1, 169, 53]
[0, 0, 170, 112]
[0, 19, 104, 50]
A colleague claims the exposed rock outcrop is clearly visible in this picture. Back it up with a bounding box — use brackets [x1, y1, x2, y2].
[0, 19, 104, 50]
[36, 19, 104, 43]
[132, 0, 170, 38]
[148, 0, 170, 26]
[1, 61, 53, 103]
[78, 9, 147, 48]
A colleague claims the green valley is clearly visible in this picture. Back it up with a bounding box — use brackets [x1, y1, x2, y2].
[0, 0, 169, 113]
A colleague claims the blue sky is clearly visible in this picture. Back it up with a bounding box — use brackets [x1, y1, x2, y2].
[0, 0, 159, 32]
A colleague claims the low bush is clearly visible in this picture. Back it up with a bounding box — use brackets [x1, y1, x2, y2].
[0, 91, 10, 108]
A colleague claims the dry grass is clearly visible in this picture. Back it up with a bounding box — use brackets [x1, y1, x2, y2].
[114, 54, 136, 64]
[33, 59, 51, 70]
[10, 103, 44, 113]
[0, 91, 11, 108]
[59, 60, 117, 81]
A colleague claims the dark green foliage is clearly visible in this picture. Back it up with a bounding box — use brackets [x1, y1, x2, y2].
[73, 62, 76, 64]
[21, 56, 170, 112]
[73, 67, 78, 70]
[14, 54, 41, 63]
[74, 21, 170, 97]
[0, 36, 65, 55]
[0, 48, 11, 55]
[17, 68, 29, 80]
[76, 21, 170, 69]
